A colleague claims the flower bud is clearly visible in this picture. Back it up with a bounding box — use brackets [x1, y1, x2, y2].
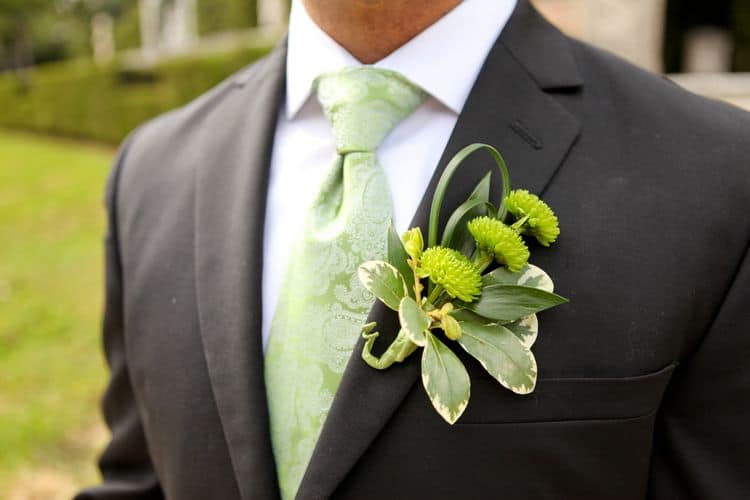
[442, 314, 462, 340]
[402, 227, 424, 260]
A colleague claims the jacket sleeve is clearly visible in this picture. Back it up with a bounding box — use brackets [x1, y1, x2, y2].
[647, 243, 750, 499]
[74, 135, 164, 499]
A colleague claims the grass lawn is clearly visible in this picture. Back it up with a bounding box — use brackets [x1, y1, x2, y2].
[0, 129, 115, 498]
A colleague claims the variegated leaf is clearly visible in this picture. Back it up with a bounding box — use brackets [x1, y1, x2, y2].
[398, 296, 429, 346]
[357, 260, 409, 311]
[458, 321, 537, 394]
[481, 264, 550, 346]
[505, 313, 539, 348]
[421, 332, 471, 424]
[453, 308, 537, 347]
[482, 263, 554, 292]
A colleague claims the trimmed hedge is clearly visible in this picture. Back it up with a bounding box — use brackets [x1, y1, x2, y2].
[198, 0, 258, 35]
[0, 44, 274, 144]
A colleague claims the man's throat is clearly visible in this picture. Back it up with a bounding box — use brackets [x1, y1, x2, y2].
[302, 0, 463, 63]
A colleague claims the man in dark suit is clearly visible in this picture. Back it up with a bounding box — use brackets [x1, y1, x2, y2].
[76, 0, 750, 498]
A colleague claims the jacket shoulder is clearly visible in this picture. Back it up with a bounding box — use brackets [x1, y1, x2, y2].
[558, 38, 750, 265]
[569, 38, 750, 144]
[566, 38, 750, 197]
[124, 48, 278, 167]
[110, 44, 283, 208]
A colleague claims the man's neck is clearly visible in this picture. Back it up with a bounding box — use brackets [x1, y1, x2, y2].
[302, 0, 463, 64]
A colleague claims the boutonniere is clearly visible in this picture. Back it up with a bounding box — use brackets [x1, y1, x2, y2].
[356, 143, 568, 424]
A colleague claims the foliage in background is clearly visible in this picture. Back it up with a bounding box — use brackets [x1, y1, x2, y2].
[198, 0, 257, 35]
[0, 130, 114, 496]
[0, 0, 49, 70]
[0, 42, 274, 143]
[0, 0, 127, 69]
[113, 3, 142, 51]
[28, 9, 90, 65]
[0, 0, 260, 70]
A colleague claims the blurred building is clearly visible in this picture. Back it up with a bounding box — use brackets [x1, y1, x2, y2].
[531, 0, 750, 108]
[137, 0, 287, 60]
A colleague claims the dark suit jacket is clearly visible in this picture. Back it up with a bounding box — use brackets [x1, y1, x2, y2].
[75, 1, 750, 499]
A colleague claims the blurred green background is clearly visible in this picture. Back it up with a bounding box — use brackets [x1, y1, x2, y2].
[1, 130, 112, 498]
[1, 1, 281, 497]
[0, 0, 748, 498]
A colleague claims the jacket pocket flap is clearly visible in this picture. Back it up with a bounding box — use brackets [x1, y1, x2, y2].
[458, 363, 677, 424]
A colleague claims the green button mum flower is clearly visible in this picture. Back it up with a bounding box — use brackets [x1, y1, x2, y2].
[419, 247, 482, 302]
[467, 216, 529, 272]
[505, 189, 560, 247]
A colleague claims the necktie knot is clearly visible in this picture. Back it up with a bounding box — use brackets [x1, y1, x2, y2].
[315, 67, 426, 154]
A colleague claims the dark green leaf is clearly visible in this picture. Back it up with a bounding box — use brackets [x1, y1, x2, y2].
[421, 332, 471, 424]
[470, 171, 492, 202]
[463, 284, 568, 322]
[387, 222, 414, 296]
[481, 264, 552, 346]
[451, 308, 492, 324]
[440, 171, 494, 250]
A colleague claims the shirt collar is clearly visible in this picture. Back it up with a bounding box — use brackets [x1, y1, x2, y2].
[285, 0, 518, 119]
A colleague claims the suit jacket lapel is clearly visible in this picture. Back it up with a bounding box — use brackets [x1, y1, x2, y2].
[297, 2, 582, 498]
[194, 41, 287, 500]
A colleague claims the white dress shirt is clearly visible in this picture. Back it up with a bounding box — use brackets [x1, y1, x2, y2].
[262, 0, 517, 351]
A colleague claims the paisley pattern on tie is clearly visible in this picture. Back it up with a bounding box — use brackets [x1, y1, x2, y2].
[264, 67, 426, 499]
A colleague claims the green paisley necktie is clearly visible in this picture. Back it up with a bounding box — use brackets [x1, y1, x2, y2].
[264, 67, 425, 499]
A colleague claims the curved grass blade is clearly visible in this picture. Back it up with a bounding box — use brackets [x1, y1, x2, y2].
[428, 143, 511, 248]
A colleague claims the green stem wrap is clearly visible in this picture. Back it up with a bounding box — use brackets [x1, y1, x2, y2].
[361, 323, 419, 370]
